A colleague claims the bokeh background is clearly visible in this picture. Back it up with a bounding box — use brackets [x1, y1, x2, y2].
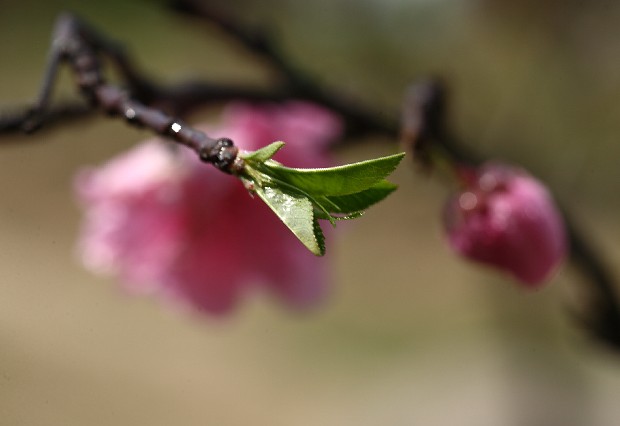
[1, 0, 620, 425]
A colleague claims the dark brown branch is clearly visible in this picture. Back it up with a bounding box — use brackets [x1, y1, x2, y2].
[153, 81, 289, 116]
[0, 83, 284, 136]
[19, 12, 242, 174]
[169, 0, 309, 86]
[401, 79, 481, 167]
[0, 101, 94, 136]
[169, 0, 399, 139]
[565, 213, 620, 349]
[2, 1, 398, 139]
[401, 80, 620, 352]
[0, 7, 618, 353]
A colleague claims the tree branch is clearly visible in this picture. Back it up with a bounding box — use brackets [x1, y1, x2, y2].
[0, 5, 618, 353]
[0, 101, 93, 136]
[10, 12, 243, 174]
[401, 80, 620, 352]
[169, 0, 399, 139]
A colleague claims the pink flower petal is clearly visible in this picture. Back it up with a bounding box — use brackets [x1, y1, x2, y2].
[75, 102, 342, 314]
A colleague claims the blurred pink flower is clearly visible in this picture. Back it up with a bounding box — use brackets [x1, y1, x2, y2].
[75, 102, 342, 314]
[443, 163, 567, 287]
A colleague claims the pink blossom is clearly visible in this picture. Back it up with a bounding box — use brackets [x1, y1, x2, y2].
[75, 102, 342, 314]
[443, 163, 567, 287]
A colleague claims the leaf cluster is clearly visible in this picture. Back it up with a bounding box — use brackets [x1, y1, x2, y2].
[240, 142, 405, 255]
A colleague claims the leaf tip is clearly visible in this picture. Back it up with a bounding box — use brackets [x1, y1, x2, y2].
[241, 141, 286, 163]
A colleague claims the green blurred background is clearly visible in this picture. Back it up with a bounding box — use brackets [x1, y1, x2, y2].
[1, 0, 620, 425]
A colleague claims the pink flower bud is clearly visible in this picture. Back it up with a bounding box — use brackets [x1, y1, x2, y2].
[444, 163, 567, 287]
[74, 102, 342, 314]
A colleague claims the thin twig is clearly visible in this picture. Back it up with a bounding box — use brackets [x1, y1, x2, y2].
[15, 12, 243, 174]
[169, 0, 399, 139]
[0, 101, 93, 136]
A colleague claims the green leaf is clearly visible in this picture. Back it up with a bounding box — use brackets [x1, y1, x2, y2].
[319, 180, 398, 214]
[241, 141, 285, 163]
[258, 152, 405, 196]
[254, 184, 325, 256]
[311, 180, 396, 223]
[241, 144, 405, 256]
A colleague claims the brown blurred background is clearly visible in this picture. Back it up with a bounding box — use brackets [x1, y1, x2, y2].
[1, 0, 620, 425]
